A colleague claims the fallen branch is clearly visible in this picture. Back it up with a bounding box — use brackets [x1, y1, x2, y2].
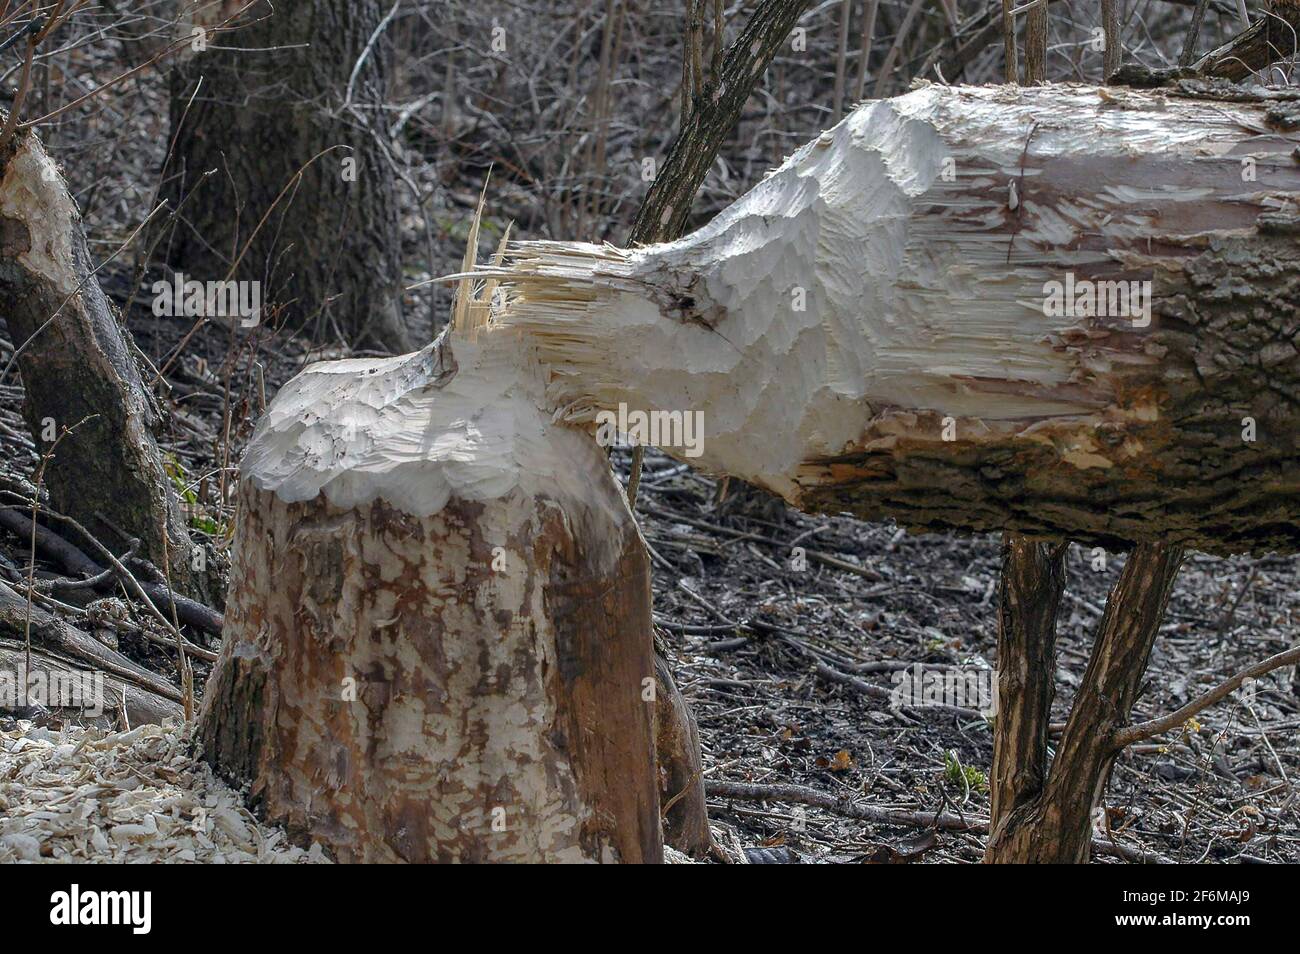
[705, 779, 1173, 864]
[0, 503, 223, 636]
[1194, 0, 1300, 79]
[0, 639, 180, 727]
[1115, 643, 1300, 748]
[0, 581, 181, 703]
[814, 661, 987, 722]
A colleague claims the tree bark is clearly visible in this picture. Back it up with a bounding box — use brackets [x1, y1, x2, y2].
[1025, 0, 1049, 83]
[160, 0, 410, 352]
[986, 543, 1184, 863]
[1195, 0, 1300, 80]
[199, 334, 662, 862]
[1101, 0, 1122, 77]
[492, 83, 1300, 557]
[1001, 0, 1018, 83]
[0, 128, 199, 594]
[653, 646, 710, 856]
[987, 535, 1067, 839]
[628, 0, 811, 244]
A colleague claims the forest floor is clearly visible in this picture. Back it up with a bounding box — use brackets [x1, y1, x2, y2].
[1, 301, 1298, 864]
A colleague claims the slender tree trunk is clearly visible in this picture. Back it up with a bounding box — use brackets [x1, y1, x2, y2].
[1001, 0, 1018, 83]
[831, 0, 851, 122]
[161, 0, 410, 352]
[1179, 0, 1212, 67]
[853, 0, 880, 102]
[986, 544, 1184, 863]
[0, 128, 199, 594]
[629, 0, 810, 243]
[987, 536, 1067, 839]
[1025, 0, 1049, 83]
[1101, 0, 1122, 77]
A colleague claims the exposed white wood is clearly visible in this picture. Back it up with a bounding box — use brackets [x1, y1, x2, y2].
[489, 84, 1299, 512]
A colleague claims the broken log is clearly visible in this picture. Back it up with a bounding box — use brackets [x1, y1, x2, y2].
[489, 83, 1300, 556]
[0, 504, 224, 637]
[0, 641, 182, 729]
[199, 332, 662, 862]
[1195, 0, 1300, 81]
[0, 581, 183, 711]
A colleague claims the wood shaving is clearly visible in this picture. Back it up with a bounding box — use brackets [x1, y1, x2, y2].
[0, 719, 331, 864]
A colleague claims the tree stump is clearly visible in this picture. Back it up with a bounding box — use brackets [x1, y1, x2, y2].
[199, 334, 662, 862]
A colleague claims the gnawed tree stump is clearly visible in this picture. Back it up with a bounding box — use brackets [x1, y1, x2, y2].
[489, 83, 1300, 557]
[199, 334, 662, 862]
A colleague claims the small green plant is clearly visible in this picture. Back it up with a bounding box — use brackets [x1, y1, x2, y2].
[164, 454, 198, 507]
[164, 454, 226, 535]
[943, 750, 988, 793]
[190, 514, 224, 536]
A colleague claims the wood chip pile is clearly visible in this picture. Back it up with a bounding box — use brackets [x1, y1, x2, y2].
[0, 720, 330, 863]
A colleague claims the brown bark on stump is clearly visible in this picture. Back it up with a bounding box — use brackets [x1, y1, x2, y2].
[652, 647, 710, 856]
[199, 338, 662, 862]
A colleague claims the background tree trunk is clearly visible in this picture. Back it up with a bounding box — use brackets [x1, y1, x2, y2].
[628, 0, 811, 244]
[0, 129, 199, 595]
[1100, 0, 1122, 77]
[161, 0, 410, 352]
[1025, 0, 1049, 83]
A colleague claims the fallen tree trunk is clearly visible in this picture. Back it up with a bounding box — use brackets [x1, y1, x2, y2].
[490, 82, 1300, 557]
[199, 332, 662, 862]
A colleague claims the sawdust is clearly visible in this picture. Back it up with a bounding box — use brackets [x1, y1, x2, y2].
[0, 719, 330, 863]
